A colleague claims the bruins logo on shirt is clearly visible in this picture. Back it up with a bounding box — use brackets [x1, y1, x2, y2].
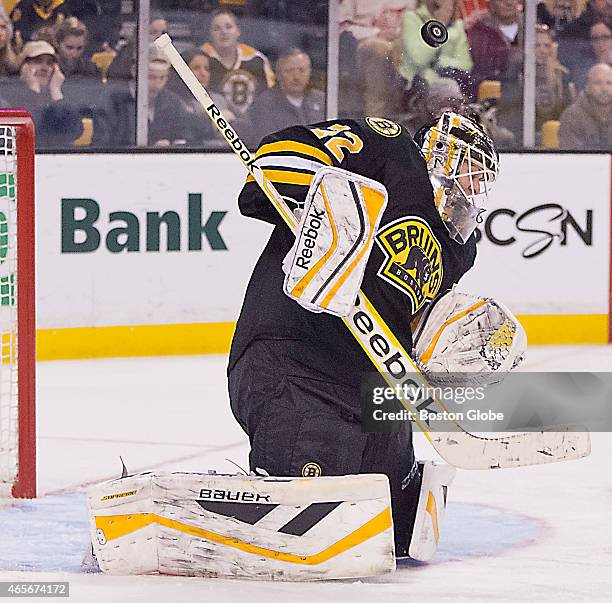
[221, 69, 258, 115]
[375, 217, 443, 313]
[365, 117, 402, 138]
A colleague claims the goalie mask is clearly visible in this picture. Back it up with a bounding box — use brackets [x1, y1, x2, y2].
[416, 112, 499, 245]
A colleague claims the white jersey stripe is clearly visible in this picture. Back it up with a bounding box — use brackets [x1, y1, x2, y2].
[254, 155, 323, 174]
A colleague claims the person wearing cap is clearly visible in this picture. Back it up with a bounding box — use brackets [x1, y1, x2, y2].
[2, 39, 82, 147]
[18, 39, 65, 99]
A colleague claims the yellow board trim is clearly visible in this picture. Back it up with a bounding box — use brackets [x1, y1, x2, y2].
[95, 507, 392, 566]
[34, 315, 608, 361]
[516, 314, 608, 345]
[36, 323, 236, 360]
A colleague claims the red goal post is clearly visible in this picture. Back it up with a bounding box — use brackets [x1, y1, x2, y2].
[0, 109, 36, 499]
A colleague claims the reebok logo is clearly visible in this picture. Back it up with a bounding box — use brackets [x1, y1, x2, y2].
[295, 206, 326, 269]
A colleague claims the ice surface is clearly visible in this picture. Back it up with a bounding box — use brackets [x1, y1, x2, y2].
[0, 347, 611, 601]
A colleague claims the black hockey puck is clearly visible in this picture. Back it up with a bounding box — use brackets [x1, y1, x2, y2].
[421, 20, 449, 48]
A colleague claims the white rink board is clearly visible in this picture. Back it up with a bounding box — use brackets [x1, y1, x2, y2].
[460, 153, 610, 314]
[35, 153, 610, 329]
[36, 153, 272, 329]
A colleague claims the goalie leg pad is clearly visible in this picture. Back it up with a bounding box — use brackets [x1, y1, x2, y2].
[87, 471, 395, 581]
[283, 166, 388, 317]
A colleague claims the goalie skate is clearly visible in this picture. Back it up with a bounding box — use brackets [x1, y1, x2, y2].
[407, 461, 456, 561]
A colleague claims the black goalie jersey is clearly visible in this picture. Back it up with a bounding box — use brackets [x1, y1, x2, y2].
[229, 117, 478, 396]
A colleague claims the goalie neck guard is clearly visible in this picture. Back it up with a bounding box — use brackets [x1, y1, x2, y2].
[416, 112, 499, 245]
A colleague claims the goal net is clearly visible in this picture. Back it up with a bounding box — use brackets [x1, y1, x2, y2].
[0, 110, 36, 499]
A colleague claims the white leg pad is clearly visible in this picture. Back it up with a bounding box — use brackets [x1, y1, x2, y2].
[87, 472, 395, 580]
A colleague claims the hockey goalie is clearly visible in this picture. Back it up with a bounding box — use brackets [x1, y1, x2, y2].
[227, 113, 525, 559]
[87, 113, 528, 581]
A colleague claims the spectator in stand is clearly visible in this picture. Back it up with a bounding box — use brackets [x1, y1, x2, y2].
[534, 24, 574, 129]
[28, 21, 57, 45]
[568, 21, 612, 89]
[467, 0, 524, 96]
[1, 39, 81, 147]
[559, 62, 612, 148]
[0, 6, 19, 76]
[488, 23, 574, 147]
[591, 20, 612, 62]
[468, 96, 517, 146]
[144, 56, 188, 147]
[149, 14, 168, 43]
[537, 0, 583, 32]
[107, 14, 168, 81]
[53, 16, 109, 146]
[239, 47, 325, 148]
[55, 17, 99, 78]
[399, 0, 472, 92]
[167, 47, 234, 146]
[401, 76, 465, 134]
[558, 0, 612, 87]
[9, 0, 69, 43]
[65, 0, 122, 54]
[200, 8, 274, 117]
[340, 0, 415, 40]
[339, 0, 415, 116]
[104, 49, 191, 147]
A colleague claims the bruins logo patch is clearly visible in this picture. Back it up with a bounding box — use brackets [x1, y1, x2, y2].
[376, 217, 443, 313]
[365, 117, 402, 138]
[301, 462, 322, 477]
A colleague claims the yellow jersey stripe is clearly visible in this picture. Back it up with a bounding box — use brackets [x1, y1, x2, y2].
[246, 169, 313, 186]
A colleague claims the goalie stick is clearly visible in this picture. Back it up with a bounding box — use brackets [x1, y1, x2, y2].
[154, 34, 590, 470]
